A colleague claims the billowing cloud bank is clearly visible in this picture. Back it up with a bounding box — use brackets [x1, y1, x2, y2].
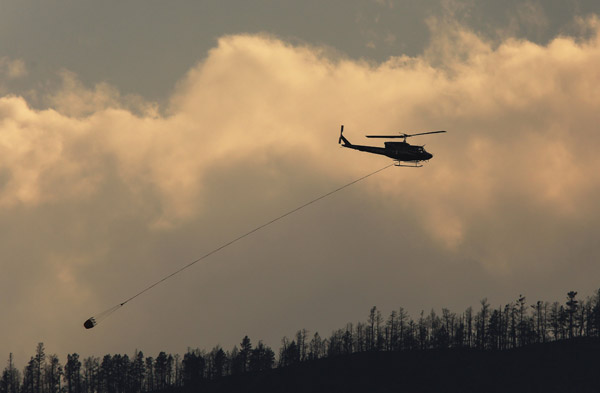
[1, 19, 600, 363]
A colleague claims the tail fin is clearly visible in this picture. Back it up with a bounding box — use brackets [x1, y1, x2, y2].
[339, 125, 351, 146]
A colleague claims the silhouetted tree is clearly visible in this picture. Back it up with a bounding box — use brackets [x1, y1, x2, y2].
[64, 354, 81, 393]
[0, 354, 20, 393]
[11, 287, 600, 393]
[228, 347, 242, 376]
[591, 289, 600, 336]
[453, 315, 465, 348]
[248, 341, 274, 372]
[153, 353, 168, 390]
[549, 302, 562, 340]
[207, 347, 226, 380]
[308, 333, 324, 360]
[143, 357, 153, 392]
[487, 308, 501, 350]
[114, 355, 130, 393]
[566, 291, 578, 339]
[577, 297, 587, 337]
[295, 329, 308, 362]
[22, 358, 36, 393]
[81, 357, 99, 393]
[386, 311, 398, 351]
[166, 354, 174, 386]
[238, 336, 252, 373]
[432, 323, 450, 349]
[476, 299, 489, 349]
[531, 301, 548, 343]
[354, 323, 366, 353]
[429, 309, 448, 349]
[44, 355, 62, 393]
[375, 309, 384, 351]
[397, 308, 409, 350]
[367, 307, 377, 351]
[129, 351, 144, 393]
[34, 343, 45, 393]
[516, 295, 533, 346]
[342, 324, 353, 355]
[403, 320, 418, 350]
[441, 309, 455, 348]
[465, 307, 473, 348]
[181, 350, 205, 388]
[279, 338, 300, 367]
[417, 311, 428, 350]
[172, 354, 181, 387]
[327, 330, 343, 357]
[100, 355, 114, 393]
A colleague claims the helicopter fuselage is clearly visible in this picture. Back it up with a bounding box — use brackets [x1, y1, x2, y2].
[340, 140, 433, 162]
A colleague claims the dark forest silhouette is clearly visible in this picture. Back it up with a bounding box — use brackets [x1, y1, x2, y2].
[2, 289, 600, 393]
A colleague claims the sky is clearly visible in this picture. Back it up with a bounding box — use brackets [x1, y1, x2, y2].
[1, 0, 600, 367]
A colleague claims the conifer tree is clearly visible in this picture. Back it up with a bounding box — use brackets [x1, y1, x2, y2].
[566, 291, 579, 338]
[44, 355, 62, 393]
[239, 336, 252, 373]
[64, 354, 81, 393]
[0, 354, 20, 393]
[34, 343, 45, 393]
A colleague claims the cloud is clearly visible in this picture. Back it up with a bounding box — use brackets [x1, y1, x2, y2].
[47, 70, 158, 118]
[0, 57, 27, 79]
[2, 19, 600, 365]
[2, 23, 600, 256]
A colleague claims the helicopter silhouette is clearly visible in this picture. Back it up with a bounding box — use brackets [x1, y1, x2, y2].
[338, 125, 446, 167]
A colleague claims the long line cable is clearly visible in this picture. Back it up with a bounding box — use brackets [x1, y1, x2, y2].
[84, 163, 394, 328]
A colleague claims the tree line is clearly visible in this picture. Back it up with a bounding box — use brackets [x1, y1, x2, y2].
[2, 289, 599, 393]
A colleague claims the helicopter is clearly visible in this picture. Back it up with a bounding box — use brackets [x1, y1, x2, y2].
[338, 125, 446, 167]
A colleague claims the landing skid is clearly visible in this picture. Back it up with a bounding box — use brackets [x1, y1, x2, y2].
[395, 161, 423, 168]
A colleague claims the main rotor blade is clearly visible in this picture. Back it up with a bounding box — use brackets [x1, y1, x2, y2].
[366, 135, 405, 138]
[404, 130, 447, 137]
[366, 130, 446, 138]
